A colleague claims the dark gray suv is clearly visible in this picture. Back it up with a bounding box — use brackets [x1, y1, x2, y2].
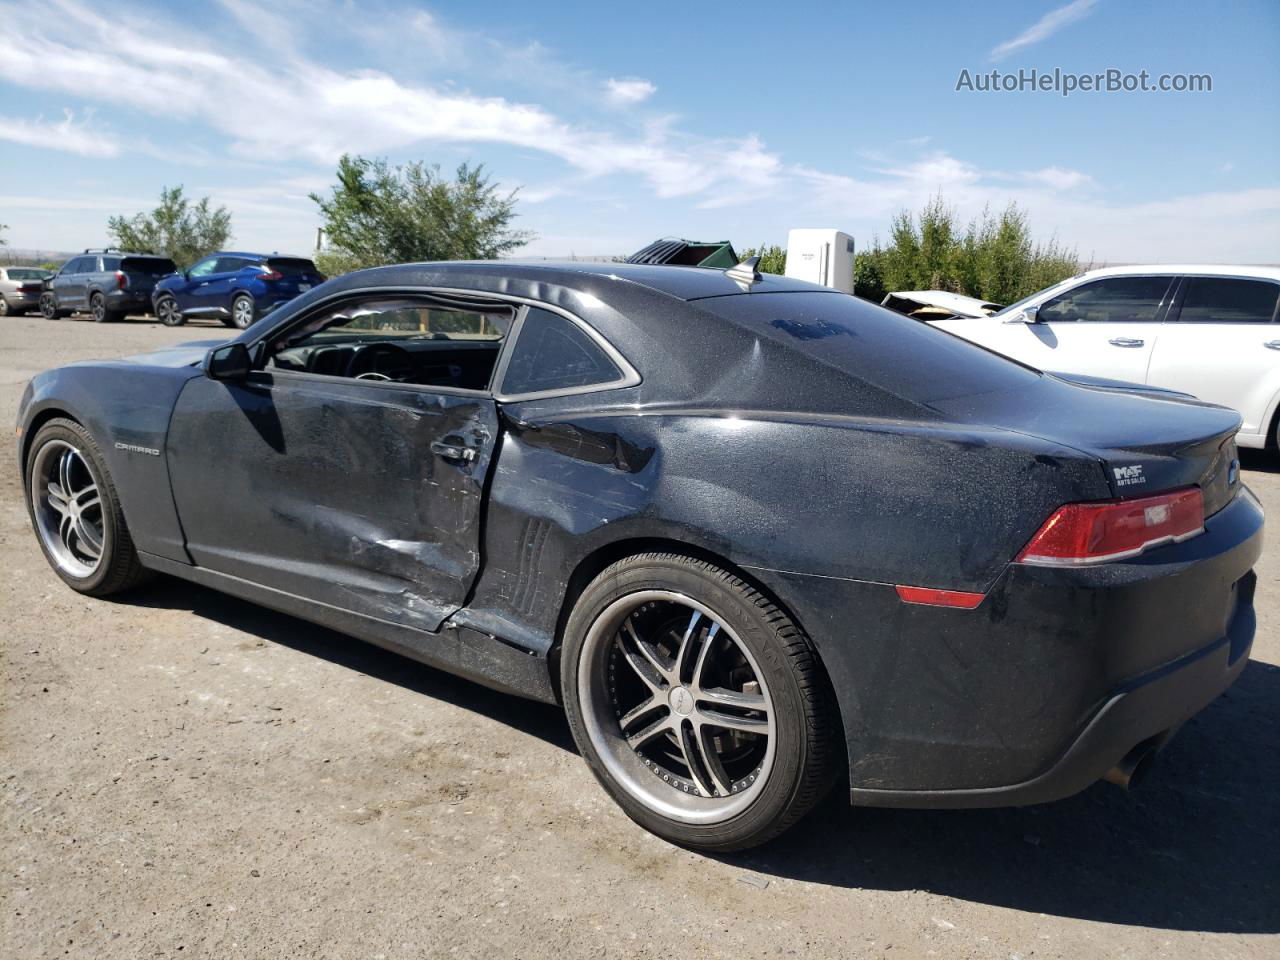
[40, 249, 178, 323]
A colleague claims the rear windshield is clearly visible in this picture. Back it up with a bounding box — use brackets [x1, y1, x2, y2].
[122, 257, 177, 275]
[268, 258, 318, 276]
[7, 268, 45, 280]
[697, 291, 1042, 404]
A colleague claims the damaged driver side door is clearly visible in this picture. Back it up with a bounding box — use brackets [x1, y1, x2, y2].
[165, 293, 510, 634]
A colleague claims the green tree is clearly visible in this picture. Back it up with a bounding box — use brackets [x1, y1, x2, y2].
[107, 186, 232, 268]
[310, 155, 535, 275]
[736, 244, 787, 275]
[874, 196, 1081, 305]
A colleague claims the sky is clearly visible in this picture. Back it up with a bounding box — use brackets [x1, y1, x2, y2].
[0, 0, 1277, 263]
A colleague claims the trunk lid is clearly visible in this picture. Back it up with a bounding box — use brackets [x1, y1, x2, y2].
[934, 373, 1244, 517]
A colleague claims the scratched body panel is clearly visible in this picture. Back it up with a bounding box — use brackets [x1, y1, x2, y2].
[166, 372, 498, 633]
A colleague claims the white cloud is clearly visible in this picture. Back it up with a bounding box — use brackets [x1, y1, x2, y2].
[605, 77, 656, 105]
[990, 0, 1100, 61]
[0, 0, 1273, 264]
[1021, 166, 1096, 191]
[0, 109, 119, 157]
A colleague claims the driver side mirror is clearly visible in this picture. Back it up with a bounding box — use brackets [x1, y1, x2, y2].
[204, 342, 251, 381]
[1005, 304, 1040, 325]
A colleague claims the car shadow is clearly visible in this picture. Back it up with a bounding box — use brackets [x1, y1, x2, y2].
[122, 576, 1277, 934]
[725, 657, 1280, 934]
[123, 577, 575, 753]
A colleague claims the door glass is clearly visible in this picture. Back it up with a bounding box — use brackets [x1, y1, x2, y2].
[1038, 277, 1173, 324]
[502, 307, 624, 395]
[1176, 278, 1280, 323]
[188, 258, 218, 279]
[213, 256, 247, 273]
[269, 297, 513, 390]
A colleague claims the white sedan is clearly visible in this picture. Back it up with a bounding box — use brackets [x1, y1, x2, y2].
[930, 264, 1280, 449]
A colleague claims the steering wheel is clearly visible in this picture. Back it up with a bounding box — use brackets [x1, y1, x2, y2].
[346, 342, 415, 382]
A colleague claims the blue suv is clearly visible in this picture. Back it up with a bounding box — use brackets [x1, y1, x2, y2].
[152, 252, 325, 328]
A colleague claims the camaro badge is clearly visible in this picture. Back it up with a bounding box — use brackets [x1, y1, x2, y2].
[115, 441, 161, 457]
[1113, 464, 1146, 487]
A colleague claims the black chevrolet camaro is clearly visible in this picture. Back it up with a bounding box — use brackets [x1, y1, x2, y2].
[17, 260, 1262, 850]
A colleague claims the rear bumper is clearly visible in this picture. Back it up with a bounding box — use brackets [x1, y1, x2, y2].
[848, 572, 1254, 807]
[752, 487, 1263, 808]
[105, 289, 154, 312]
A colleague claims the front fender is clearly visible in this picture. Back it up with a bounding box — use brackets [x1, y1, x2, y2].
[18, 362, 201, 563]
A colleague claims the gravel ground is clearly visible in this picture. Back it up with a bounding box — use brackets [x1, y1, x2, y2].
[2, 312, 1277, 959]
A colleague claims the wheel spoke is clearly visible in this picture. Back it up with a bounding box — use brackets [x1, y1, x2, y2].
[46, 482, 70, 514]
[621, 616, 673, 684]
[618, 695, 665, 732]
[673, 609, 703, 681]
[695, 705, 769, 735]
[689, 621, 720, 690]
[74, 516, 103, 558]
[696, 686, 768, 713]
[675, 721, 717, 797]
[58, 450, 75, 503]
[694, 723, 735, 795]
[625, 714, 672, 751]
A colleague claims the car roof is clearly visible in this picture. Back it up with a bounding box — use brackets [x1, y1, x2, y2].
[347, 259, 822, 302]
[1077, 263, 1280, 282]
[214, 251, 310, 260]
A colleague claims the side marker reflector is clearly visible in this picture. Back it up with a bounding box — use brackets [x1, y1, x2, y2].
[895, 585, 985, 609]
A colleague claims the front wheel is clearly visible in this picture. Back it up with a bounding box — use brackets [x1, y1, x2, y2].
[155, 294, 185, 327]
[25, 418, 151, 596]
[40, 292, 70, 319]
[562, 553, 838, 851]
[231, 293, 256, 329]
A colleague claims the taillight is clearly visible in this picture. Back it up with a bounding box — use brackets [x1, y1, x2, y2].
[115, 271, 127, 290]
[258, 269, 283, 282]
[1017, 487, 1204, 566]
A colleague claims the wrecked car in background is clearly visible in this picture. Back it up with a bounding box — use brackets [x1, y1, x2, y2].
[17, 259, 1261, 850]
[881, 289, 1004, 320]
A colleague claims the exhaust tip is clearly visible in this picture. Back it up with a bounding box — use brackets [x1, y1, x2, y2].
[1104, 734, 1166, 790]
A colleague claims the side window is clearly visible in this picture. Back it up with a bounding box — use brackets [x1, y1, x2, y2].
[1038, 277, 1173, 324]
[268, 297, 513, 390]
[66, 257, 90, 274]
[102, 257, 121, 271]
[188, 258, 218, 279]
[1176, 278, 1279, 324]
[501, 307, 624, 396]
[214, 256, 246, 273]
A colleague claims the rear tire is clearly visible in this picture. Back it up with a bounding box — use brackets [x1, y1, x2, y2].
[561, 553, 838, 851]
[231, 293, 256, 329]
[24, 418, 152, 596]
[90, 292, 113, 323]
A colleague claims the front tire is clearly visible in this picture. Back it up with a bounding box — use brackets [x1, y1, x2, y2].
[231, 293, 256, 329]
[562, 553, 838, 851]
[40, 292, 71, 319]
[155, 294, 185, 327]
[25, 418, 151, 596]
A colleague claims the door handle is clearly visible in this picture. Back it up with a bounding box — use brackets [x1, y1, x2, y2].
[1264, 340, 1280, 351]
[1108, 337, 1145, 347]
[430, 439, 477, 462]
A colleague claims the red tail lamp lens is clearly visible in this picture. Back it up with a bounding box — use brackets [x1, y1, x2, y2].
[1017, 487, 1204, 566]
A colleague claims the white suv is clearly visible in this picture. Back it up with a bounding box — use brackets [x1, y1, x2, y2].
[930, 265, 1280, 449]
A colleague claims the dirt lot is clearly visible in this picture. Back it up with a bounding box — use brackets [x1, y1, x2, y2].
[2, 312, 1277, 959]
